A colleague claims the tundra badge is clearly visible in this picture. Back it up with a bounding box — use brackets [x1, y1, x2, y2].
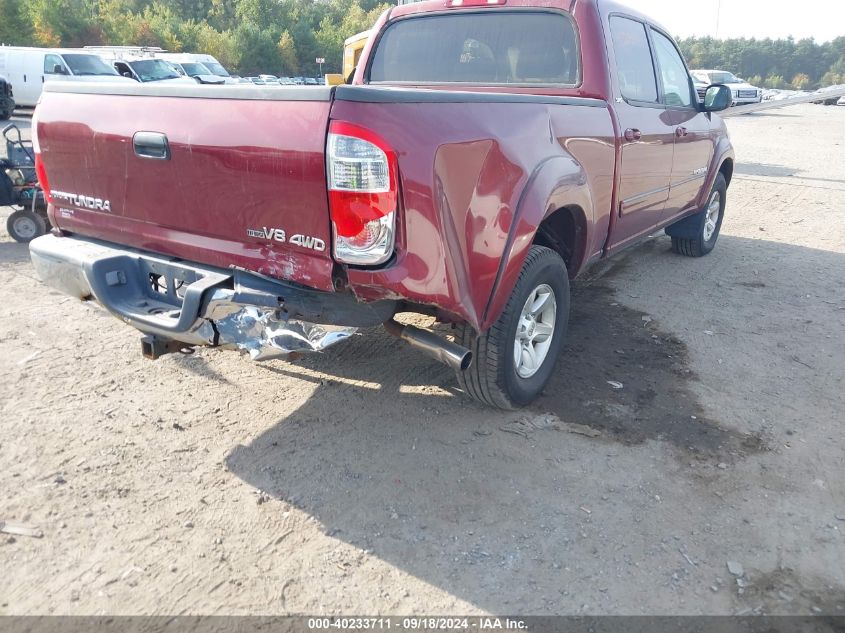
[52, 191, 111, 212]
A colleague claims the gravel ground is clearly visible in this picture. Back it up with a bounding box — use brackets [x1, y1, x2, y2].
[0, 104, 843, 616]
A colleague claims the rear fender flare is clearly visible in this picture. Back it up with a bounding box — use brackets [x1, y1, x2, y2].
[481, 156, 593, 331]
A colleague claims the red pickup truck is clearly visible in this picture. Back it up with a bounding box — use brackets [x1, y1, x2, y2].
[29, 0, 735, 408]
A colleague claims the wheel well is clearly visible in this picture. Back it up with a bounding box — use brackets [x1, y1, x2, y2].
[719, 158, 734, 187]
[532, 206, 586, 276]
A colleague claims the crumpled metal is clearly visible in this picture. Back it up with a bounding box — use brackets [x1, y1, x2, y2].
[213, 306, 358, 361]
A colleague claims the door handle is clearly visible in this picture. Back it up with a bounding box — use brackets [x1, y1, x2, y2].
[675, 126, 688, 137]
[133, 131, 170, 160]
[624, 128, 642, 141]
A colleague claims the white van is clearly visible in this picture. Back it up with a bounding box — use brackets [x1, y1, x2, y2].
[0, 47, 133, 107]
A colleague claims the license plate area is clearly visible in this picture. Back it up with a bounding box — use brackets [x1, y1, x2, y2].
[144, 260, 202, 308]
[87, 254, 231, 334]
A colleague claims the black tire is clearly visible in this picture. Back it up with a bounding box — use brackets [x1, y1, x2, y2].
[0, 111, 10, 121]
[456, 245, 570, 409]
[6, 208, 47, 243]
[667, 172, 727, 257]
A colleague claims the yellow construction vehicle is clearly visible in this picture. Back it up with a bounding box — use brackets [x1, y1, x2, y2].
[343, 30, 371, 81]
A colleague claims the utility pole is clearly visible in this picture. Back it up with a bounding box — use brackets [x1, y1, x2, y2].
[715, 0, 722, 38]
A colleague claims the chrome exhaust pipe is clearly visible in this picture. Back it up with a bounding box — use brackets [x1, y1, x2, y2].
[385, 319, 473, 372]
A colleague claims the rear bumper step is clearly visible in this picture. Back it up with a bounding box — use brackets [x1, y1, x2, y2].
[29, 234, 397, 360]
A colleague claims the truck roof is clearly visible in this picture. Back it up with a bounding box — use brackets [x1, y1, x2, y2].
[385, 0, 673, 45]
[389, 0, 574, 20]
[390, 0, 658, 19]
[600, 0, 671, 30]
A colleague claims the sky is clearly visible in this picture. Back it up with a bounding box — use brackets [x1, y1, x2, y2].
[625, 0, 845, 42]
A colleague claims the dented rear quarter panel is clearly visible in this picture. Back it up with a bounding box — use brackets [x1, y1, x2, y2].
[332, 97, 615, 331]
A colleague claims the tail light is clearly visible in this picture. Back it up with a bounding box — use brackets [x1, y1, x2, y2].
[31, 111, 53, 204]
[327, 121, 397, 266]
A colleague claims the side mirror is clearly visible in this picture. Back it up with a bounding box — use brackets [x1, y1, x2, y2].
[53, 64, 66, 75]
[703, 84, 732, 112]
[121, 71, 132, 78]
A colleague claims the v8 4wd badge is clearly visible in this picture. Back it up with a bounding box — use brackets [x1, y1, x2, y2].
[247, 227, 326, 252]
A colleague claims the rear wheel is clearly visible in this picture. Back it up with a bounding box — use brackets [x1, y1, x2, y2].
[456, 245, 569, 409]
[667, 172, 727, 257]
[6, 208, 46, 243]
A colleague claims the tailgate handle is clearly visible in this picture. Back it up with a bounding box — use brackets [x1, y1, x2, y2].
[133, 131, 170, 160]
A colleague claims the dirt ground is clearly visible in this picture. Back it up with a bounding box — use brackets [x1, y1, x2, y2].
[0, 104, 843, 616]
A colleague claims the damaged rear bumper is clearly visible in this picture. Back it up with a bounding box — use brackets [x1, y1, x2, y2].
[29, 234, 397, 360]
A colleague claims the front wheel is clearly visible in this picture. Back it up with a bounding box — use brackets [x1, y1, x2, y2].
[456, 245, 570, 409]
[6, 208, 47, 243]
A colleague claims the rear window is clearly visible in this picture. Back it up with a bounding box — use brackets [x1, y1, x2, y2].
[368, 11, 579, 85]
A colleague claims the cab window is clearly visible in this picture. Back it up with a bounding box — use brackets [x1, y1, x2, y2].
[651, 29, 694, 107]
[609, 16, 658, 104]
[44, 54, 67, 75]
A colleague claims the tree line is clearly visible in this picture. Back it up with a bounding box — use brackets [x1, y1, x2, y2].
[678, 36, 845, 89]
[1, 0, 844, 86]
[0, 0, 389, 76]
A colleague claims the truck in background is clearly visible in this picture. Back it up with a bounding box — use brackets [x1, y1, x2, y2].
[691, 70, 763, 105]
[343, 31, 371, 81]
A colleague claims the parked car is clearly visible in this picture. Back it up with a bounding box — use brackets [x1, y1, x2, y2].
[244, 76, 267, 85]
[158, 58, 225, 84]
[158, 53, 233, 80]
[292, 76, 306, 85]
[305, 77, 319, 85]
[29, 0, 735, 408]
[279, 77, 296, 85]
[258, 74, 279, 83]
[0, 47, 132, 107]
[0, 75, 14, 120]
[691, 69, 762, 105]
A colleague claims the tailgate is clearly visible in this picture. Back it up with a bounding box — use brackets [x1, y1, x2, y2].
[36, 82, 336, 291]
